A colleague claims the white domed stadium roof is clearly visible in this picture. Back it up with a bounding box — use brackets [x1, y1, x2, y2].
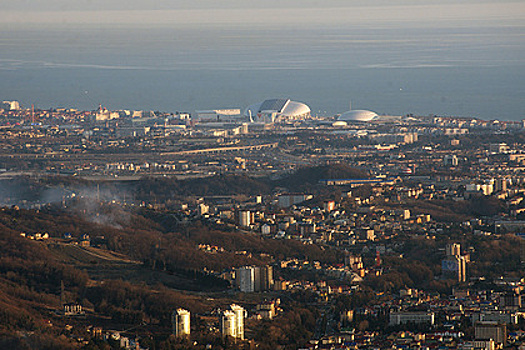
[244, 99, 311, 123]
[338, 110, 378, 122]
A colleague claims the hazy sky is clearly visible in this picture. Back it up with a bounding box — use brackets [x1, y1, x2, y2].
[3, 0, 524, 26]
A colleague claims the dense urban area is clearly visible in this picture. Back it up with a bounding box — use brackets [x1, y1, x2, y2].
[0, 99, 524, 350]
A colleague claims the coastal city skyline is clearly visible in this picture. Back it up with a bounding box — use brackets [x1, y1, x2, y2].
[1, 1, 525, 349]
[2, 0, 525, 120]
[1, 91, 525, 349]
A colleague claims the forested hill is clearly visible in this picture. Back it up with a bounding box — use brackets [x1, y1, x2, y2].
[133, 174, 272, 199]
[0, 204, 341, 348]
[133, 163, 368, 198]
[275, 163, 369, 191]
[0, 163, 367, 206]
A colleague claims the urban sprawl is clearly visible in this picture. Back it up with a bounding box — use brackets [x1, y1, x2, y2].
[1, 98, 525, 350]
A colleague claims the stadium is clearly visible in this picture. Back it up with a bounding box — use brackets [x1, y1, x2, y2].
[244, 99, 311, 123]
[337, 109, 378, 122]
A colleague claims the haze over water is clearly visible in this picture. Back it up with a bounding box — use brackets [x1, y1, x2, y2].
[1, 1, 525, 120]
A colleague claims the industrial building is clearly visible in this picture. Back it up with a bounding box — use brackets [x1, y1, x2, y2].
[475, 322, 507, 346]
[193, 109, 242, 122]
[389, 312, 435, 326]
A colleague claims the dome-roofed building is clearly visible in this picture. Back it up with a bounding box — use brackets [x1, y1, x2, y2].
[337, 109, 378, 122]
[244, 99, 311, 123]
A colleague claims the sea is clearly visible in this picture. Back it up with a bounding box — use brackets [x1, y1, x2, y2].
[1, 22, 524, 120]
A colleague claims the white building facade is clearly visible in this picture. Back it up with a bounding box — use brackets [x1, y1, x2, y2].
[173, 308, 191, 338]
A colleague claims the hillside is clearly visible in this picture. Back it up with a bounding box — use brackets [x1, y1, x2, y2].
[0, 164, 367, 208]
[275, 163, 368, 191]
[0, 206, 226, 348]
[0, 203, 344, 348]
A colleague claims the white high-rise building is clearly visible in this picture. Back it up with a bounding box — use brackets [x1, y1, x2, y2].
[173, 308, 191, 338]
[220, 310, 237, 338]
[257, 265, 273, 291]
[220, 304, 245, 340]
[446, 243, 461, 257]
[443, 154, 459, 166]
[239, 210, 251, 227]
[443, 243, 467, 282]
[198, 203, 209, 215]
[236, 265, 274, 292]
[236, 266, 255, 292]
[230, 304, 245, 340]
